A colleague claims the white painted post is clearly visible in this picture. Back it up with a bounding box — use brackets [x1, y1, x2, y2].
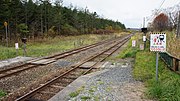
[15, 43, 19, 56]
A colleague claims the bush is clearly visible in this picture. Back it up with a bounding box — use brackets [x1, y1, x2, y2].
[62, 24, 79, 35]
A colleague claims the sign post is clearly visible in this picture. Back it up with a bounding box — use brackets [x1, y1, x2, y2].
[4, 22, 8, 47]
[22, 38, 27, 56]
[155, 52, 159, 81]
[150, 33, 166, 82]
[141, 28, 147, 49]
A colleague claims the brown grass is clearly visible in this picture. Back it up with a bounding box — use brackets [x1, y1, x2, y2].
[166, 31, 180, 59]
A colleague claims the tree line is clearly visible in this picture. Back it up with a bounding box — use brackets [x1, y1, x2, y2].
[148, 2, 180, 32]
[0, 0, 126, 45]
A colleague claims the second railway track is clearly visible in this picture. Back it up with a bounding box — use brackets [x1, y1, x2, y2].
[0, 35, 126, 80]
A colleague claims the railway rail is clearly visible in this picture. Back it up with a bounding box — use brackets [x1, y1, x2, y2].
[2, 34, 132, 101]
[0, 36, 125, 80]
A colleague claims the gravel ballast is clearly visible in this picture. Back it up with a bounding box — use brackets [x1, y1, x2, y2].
[50, 59, 153, 101]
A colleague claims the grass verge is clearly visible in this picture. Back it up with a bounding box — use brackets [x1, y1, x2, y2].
[0, 33, 127, 60]
[118, 32, 180, 100]
[117, 33, 142, 58]
[134, 50, 180, 101]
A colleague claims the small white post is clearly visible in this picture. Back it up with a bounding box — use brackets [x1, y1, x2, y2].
[15, 43, 19, 56]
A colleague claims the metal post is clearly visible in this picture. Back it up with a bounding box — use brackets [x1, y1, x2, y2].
[16, 49, 18, 56]
[143, 17, 146, 49]
[5, 25, 8, 47]
[156, 52, 159, 82]
[143, 17, 145, 28]
[4, 22, 8, 47]
[23, 43, 27, 56]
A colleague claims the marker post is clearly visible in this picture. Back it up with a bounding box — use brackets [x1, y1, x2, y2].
[15, 43, 19, 56]
[4, 22, 8, 47]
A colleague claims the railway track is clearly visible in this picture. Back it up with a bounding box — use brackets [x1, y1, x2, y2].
[2, 34, 132, 101]
[0, 36, 125, 80]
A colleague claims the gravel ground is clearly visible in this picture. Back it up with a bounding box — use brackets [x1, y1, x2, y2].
[67, 60, 152, 101]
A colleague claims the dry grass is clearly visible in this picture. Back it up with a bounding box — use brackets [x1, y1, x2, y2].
[0, 33, 129, 60]
[166, 31, 180, 59]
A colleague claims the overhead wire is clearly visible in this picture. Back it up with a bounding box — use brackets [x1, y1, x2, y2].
[147, 0, 166, 22]
[157, 0, 166, 13]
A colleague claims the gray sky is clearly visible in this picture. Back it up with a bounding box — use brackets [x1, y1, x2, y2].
[63, 0, 180, 28]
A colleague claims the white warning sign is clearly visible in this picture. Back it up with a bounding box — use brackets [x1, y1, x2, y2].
[150, 33, 166, 52]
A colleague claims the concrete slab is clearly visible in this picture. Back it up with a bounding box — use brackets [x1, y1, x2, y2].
[103, 52, 112, 55]
[54, 59, 73, 68]
[0, 56, 33, 68]
[79, 62, 97, 69]
[28, 59, 56, 65]
[93, 62, 106, 69]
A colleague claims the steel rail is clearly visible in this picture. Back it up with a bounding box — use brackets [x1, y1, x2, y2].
[0, 36, 125, 80]
[0, 65, 39, 79]
[44, 36, 120, 59]
[14, 34, 132, 101]
[0, 64, 28, 74]
[83, 36, 131, 75]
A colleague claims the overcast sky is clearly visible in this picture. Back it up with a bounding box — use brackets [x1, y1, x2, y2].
[63, 0, 180, 28]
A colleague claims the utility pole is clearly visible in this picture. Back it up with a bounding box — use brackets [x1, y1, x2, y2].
[142, 17, 147, 49]
[176, 11, 180, 38]
[25, 0, 28, 38]
[143, 17, 145, 28]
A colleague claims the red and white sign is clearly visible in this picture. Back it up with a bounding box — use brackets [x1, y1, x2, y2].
[150, 33, 166, 52]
